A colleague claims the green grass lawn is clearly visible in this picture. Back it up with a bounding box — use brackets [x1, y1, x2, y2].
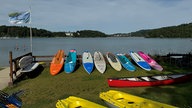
[3, 63, 192, 108]
[0, 67, 4, 71]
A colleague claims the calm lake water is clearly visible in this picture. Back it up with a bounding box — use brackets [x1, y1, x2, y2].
[0, 37, 192, 67]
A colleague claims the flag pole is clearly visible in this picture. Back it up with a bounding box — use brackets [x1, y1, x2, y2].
[29, 0, 32, 52]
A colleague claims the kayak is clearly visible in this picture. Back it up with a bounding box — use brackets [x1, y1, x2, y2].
[100, 90, 176, 108]
[56, 96, 107, 108]
[107, 72, 192, 87]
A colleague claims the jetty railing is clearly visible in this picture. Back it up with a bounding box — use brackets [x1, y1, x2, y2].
[9, 51, 33, 85]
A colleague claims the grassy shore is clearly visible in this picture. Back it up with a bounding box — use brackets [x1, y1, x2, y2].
[3, 63, 192, 108]
[0, 67, 4, 71]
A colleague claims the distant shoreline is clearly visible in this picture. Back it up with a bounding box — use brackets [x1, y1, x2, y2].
[1, 36, 192, 39]
[1, 23, 192, 38]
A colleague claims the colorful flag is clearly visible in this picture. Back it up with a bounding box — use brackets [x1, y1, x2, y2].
[8, 11, 30, 24]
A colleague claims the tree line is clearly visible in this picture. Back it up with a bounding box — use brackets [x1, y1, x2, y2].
[0, 25, 107, 38]
[1, 22, 192, 38]
[130, 23, 192, 38]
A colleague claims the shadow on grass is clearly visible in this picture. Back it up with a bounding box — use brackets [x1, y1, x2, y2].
[74, 62, 81, 72]
[26, 65, 44, 78]
[14, 65, 44, 84]
[140, 81, 192, 107]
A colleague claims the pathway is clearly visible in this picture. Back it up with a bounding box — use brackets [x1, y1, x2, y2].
[0, 67, 10, 90]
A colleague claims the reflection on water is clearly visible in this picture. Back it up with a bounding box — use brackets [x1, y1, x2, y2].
[0, 37, 191, 66]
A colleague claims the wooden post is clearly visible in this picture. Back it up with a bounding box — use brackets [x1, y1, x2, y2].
[9, 51, 13, 86]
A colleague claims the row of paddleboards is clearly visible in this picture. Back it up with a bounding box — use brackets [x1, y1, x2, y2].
[50, 49, 106, 75]
[50, 49, 163, 75]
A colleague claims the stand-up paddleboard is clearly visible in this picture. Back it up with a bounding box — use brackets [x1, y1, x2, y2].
[129, 51, 151, 71]
[93, 51, 106, 74]
[19, 56, 39, 73]
[138, 51, 163, 71]
[106, 52, 122, 71]
[82, 51, 94, 74]
[50, 50, 64, 75]
[116, 53, 136, 72]
[64, 49, 77, 73]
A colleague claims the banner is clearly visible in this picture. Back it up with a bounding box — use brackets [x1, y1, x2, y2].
[8, 11, 30, 24]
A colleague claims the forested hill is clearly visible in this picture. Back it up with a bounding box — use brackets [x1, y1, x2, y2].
[0, 25, 53, 37]
[130, 23, 192, 38]
[0, 25, 107, 38]
[1, 23, 192, 38]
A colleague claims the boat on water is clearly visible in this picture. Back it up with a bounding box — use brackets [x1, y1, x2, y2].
[129, 51, 151, 71]
[64, 49, 77, 73]
[107, 72, 192, 87]
[100, 90, 176, 108]
[138, 51, 163, 71]
[56, 96, 107, 108]
[116, 53, 136, 72]
[106, 52, 122, 71]
[50, 50, 64, 75]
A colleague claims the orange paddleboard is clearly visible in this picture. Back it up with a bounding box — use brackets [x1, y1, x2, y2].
[50, 50, 64, 75]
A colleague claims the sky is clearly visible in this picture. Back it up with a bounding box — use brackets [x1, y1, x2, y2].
[1, 0, 192, 34]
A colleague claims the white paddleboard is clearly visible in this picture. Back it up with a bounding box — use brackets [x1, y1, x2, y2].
[19, 56, 39, 72]
[93, 51, 106, 74]
[82, 51, 94, 74]
[106, 52, 122, 71]
[129, 51, 151, 71]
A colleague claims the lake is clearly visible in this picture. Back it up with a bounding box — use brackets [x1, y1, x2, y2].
[0, 37, 191, 67]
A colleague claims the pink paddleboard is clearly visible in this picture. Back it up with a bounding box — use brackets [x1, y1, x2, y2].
[138, 51, 163, 71]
